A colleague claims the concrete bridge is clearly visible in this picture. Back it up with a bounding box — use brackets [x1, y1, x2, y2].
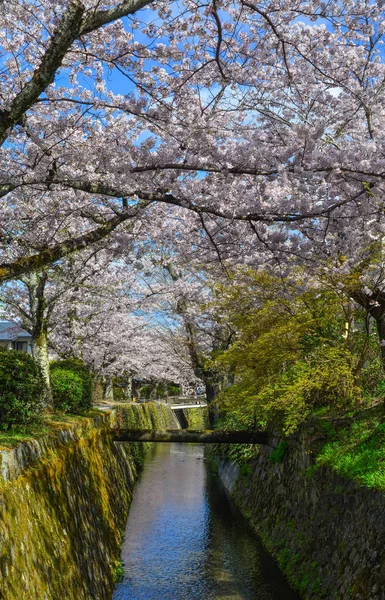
[109, 398, 271, 445]
[112, 428, 271, 445]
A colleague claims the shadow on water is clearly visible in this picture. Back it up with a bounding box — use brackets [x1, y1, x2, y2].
[113, 443, 299, 600]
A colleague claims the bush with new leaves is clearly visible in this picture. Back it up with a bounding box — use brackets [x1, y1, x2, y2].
[212, 269, 371, 434]
[0, 348, 44, 428]
[50, 358, 92, 413]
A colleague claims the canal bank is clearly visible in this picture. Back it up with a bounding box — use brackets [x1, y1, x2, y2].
[214, 423, 385, 600]
[3, 400, 381, 600]
[0, 403, 178, 600]
[113, 441, 299, 600]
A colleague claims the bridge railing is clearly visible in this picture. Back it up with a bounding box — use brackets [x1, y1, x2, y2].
[155, 395, 206, 406]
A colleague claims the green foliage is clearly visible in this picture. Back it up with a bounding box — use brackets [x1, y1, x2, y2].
[0, 348, 44, 428]
[139, 383, 155, 399]
[140, 382, 181, 400]
[167, 383, 182, 396]
[207, 411, 262, 465]
[375, 379, 385, 398]
[50, 359, 92, 413]
[211, 269, 376, 434]
[315, 408, 385, 489]
[113, 560, 125, 583]
[205, 440, 258, 470]
[0, 413, 99, 449]
[50, 369, 84, 413]
[112, 380, 125, 401]
[269, 441, 288, 464]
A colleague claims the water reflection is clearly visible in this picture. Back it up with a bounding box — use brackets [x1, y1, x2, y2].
[113, 443, 299, 600]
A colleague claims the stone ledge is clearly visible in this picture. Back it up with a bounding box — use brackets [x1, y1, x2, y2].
[0, 412, 111, 483]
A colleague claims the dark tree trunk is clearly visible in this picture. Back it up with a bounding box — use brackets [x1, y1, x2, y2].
[351, 288, 385, 372]
[204, 380, 219, 426]
[104, 376, 114, 401]
[132, 379, 141, 400]
[376, 317, 385, 372]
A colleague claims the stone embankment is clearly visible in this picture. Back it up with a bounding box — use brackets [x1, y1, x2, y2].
[0, 403, 178, 600]
[217, 425, 385, 600]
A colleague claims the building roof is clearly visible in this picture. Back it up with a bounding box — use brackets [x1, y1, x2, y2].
[0, 322, 32, 340]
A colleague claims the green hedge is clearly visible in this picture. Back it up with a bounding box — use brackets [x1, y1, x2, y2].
[0, 348, 43, 427]
[50, 358, 92, 413]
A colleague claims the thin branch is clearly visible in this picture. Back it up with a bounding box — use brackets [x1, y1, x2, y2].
[0, 200, 151, 282]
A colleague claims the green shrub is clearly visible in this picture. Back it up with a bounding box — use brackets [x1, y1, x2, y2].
[139, 383, 155, 400]
[113, 377, 126, 401]
[50, 369, 84, 413]
[50, 358, 92, 412]
[0, 348, 44, 428]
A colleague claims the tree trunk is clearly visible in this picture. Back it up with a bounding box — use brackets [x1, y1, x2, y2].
[132, 379, 141, 400]
[123, 374, 133, 401]
[91, 376, 104, 405]
[204, 380, 219, 426]
[149, 381, 158, 400]
[163, 262, 232, 427]
[25, 271, 53, 408]
[104, 376, 114, 401]
[376, 317, 385, 372]
[32, 331, 52, 408]
[350, 289, 385, 373]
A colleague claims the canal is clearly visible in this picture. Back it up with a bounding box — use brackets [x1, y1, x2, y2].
[113, 443, 299, 600]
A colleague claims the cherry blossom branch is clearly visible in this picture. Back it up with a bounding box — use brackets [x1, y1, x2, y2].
[46, 178, 367, 223]
[0, 200, 151, 282]
[0, 2, 86, 145]
[0, 0, 155, 145]
[241, 1, 293, 81]
[81, 0, 153, 35]
[211, 0, 227, 81]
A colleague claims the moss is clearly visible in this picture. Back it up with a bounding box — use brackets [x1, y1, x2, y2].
[182, 407, 208, 429]
[0, 411, 104, 449]
[314, 407, 385, 489]
[0, 403, 178, 599]
[113, 559, 125, 583]
[269, 441, 288, 463]
[0, 425, 131, 598]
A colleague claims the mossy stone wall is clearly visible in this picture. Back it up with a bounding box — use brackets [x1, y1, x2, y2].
[112, 402, 179, 430]
[0, 403, 178, 600]
[181, 406, 208, 429]
[217, 426, 385, 600]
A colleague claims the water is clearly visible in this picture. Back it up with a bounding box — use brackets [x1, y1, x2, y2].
[113, 443, 299, 600]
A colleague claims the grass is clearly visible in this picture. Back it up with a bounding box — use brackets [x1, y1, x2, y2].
[315, 406, 385, 489]
[113, 560, 125, 583]
[0, 410, 104, 450]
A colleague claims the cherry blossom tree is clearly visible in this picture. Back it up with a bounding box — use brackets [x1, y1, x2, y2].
[0, 0, 384, 281]
[0, 240, 198, 403]
[1, 0, 385, 387]
[0, 247, 137, 402]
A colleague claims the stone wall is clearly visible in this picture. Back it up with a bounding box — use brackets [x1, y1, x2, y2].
[0, 403, 178, 600]
[181, 406, 209, 428]
[217, 426, 385, 600]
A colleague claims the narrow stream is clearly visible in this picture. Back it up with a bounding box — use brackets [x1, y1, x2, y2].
[113, 443, 299, 600]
